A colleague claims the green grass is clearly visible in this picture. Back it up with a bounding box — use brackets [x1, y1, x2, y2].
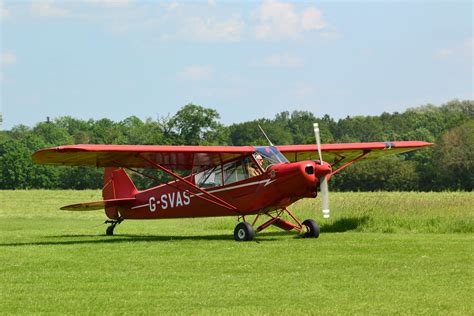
[0, 190, 473, 315]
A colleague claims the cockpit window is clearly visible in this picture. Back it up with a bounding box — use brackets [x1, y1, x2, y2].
[195, 155, 265, 188]
[194, 148, 287, 189]
[255, 146, 289, 166]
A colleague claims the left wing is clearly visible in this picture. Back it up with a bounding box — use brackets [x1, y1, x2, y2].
[276, 141, 432, 168]
[32, 144, 255, 171]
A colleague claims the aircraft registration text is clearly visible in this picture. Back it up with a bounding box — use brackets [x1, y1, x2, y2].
[149, 191, 191, 212]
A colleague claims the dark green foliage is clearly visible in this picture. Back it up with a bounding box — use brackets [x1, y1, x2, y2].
[433, 120, 474, 191]
[168, 104, 227, 145]
[0, 100, 472, 190]
[331, 156, 420, 191]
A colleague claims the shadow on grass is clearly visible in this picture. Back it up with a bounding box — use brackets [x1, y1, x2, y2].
[321, 216, 370, 233]
[0, 233, 280, 247]
[0, 217, 370, 247]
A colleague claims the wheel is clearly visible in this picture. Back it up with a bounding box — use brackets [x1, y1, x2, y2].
[302, 219, 320, 238]
[234, 222, 255, 241]
[106, 225, 115, 236]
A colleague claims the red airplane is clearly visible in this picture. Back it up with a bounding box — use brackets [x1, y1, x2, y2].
[32, 124, 432, 241]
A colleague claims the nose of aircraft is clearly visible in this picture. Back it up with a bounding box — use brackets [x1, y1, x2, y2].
[267, 160, 332, 199]
[303, 160, 332, 179]
[314, 160, 332, 178]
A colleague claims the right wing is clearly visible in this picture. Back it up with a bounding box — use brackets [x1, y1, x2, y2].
[277, 141, 432, 168]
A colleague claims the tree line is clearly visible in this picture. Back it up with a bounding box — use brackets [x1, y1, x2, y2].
[0, 99, 472, 191]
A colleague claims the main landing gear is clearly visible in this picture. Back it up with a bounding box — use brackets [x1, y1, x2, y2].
[105, 217, 123, 236]
[233, 209, 320, 241]
[234, 222, 256, 241]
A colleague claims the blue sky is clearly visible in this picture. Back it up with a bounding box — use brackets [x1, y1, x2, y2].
[1, 0, 472, 130]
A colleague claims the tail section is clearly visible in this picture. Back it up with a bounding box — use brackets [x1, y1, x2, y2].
[103, 168, 138, 219]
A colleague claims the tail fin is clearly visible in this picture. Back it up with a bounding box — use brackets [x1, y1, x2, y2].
[103, 168, 138, 219]
[103, 168, 138, 199]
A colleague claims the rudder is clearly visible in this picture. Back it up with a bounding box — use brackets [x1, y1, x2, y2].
[103, 168, 138, 219]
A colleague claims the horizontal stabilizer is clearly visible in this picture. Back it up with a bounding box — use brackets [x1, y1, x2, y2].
[60, 198, 136, 211]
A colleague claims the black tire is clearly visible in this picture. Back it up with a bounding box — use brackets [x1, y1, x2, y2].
[302, 219, 320, 238]
[106, 225, 115, 236]
[234, 222, 255, 241]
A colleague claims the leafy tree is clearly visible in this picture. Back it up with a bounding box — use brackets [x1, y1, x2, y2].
[169, 104, 227, 145]
[120, 116, 165, 145]
[59, 167, 103, 190]
[0, 99, 472, 190]
[90, 118, 127, 144]
[332, 156, 419, 192]
[33, 121, 74, 146]
[433, 120, 473, 190]
[0, 133, 60, 189]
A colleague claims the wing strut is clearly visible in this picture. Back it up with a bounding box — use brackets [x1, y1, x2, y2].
[330, 150, 371, 176]
[139, 155, 239, 213]
[126, 166, 238, 212]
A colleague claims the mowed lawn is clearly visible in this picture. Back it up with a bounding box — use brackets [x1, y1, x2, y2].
[0, 191, 472, 315]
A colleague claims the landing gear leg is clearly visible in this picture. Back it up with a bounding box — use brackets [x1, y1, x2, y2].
[104, 218, 123, 236]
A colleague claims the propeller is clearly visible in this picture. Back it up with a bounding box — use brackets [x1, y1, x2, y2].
[313, 123, 330, 219]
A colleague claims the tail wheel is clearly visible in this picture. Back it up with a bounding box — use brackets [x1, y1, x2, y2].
[302, 219, 320, 238]
[234, 222, 255, 242]
[106, 225, 115, 236]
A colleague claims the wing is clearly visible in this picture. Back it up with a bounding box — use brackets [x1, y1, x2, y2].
[276, 141, 432, 168]
[60, 197, 136, 211]
[32, 144, 255, 171]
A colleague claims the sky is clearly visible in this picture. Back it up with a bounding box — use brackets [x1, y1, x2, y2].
[0, 0, 472, 130]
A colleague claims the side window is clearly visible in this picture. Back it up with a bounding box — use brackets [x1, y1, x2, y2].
[223, 160, 249, 185]
[195, 166, 223, 188]
[195, 156, 260, 188]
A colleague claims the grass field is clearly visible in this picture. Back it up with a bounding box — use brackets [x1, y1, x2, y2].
[0, 190, 472, 315]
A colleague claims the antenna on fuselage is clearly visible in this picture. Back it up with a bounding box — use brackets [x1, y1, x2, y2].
[258, 124, 274, 146]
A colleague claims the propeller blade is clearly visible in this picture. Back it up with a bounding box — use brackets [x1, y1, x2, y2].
[313, 122, 330, 218]
[320, 176, 330, 218]
[313, 123, 323, 165]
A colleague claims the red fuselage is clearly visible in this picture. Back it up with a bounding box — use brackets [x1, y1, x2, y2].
[107, 160, 332, 220]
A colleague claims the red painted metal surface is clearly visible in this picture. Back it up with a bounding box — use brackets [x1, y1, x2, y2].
[110, 160, 325, 220]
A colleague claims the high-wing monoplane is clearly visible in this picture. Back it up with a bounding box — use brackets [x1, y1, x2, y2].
[32, 124, 432, 241]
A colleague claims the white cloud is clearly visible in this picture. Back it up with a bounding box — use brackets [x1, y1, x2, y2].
[359, 48, 373, 57]
[1, 51, 17, 66]
[435, 48, 454, 59]
[180, 14, 244, 42]
[435, 37, 473, 60]
[1, 0, 10, 19]
[262, 53, 303, 67]
[162, 2, 179, 11]
[178, 65, 214, 81]
[288, 83, 316, 98]
[85, 0, 131, 7]
[319, 29, 340, 41]
[31, 0, 69, 17]
[301, 7, 326, 31]
[464, 37, 473, 55]
[254, 0, 327, 40]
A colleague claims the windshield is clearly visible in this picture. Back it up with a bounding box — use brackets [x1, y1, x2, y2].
[255, 146, 289, 165]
